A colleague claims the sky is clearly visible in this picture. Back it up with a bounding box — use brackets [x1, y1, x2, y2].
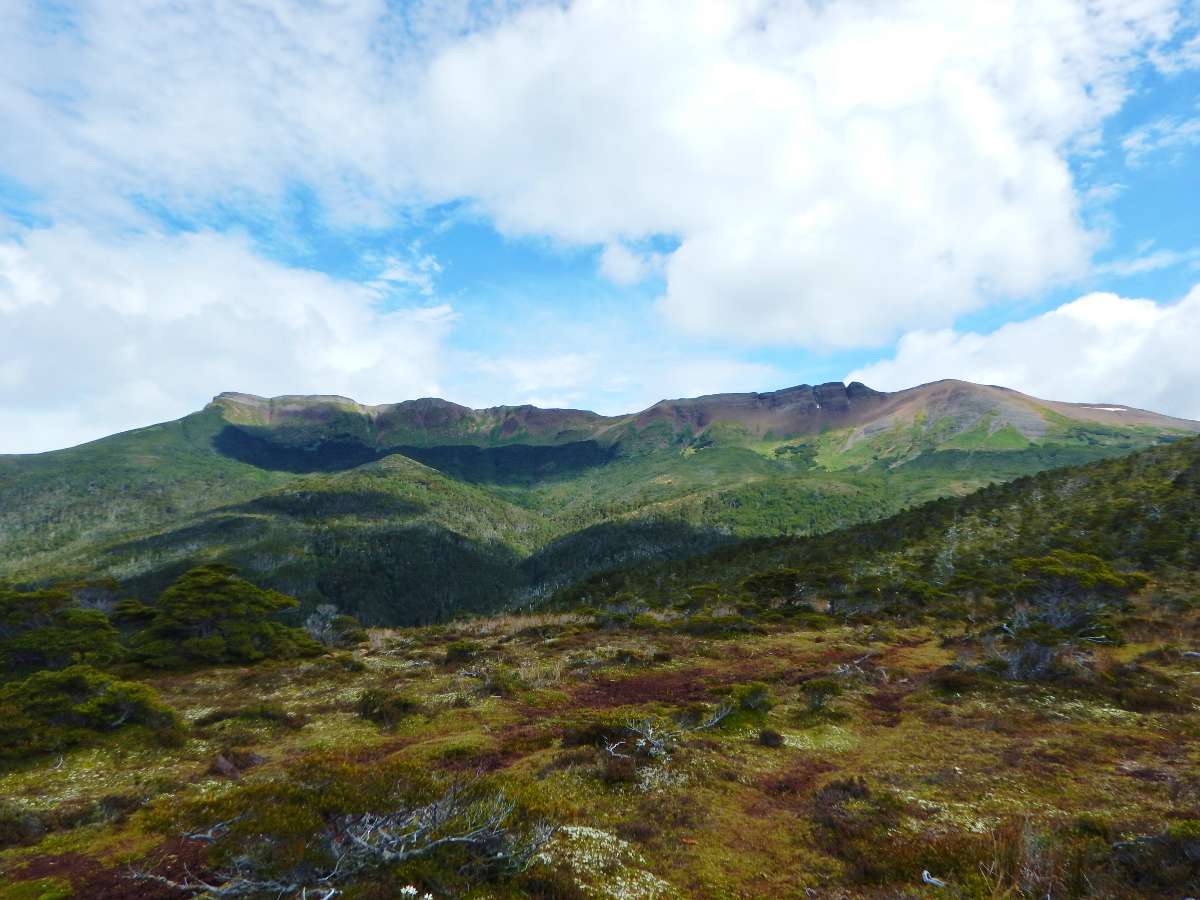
[1, 0, 1199, 453]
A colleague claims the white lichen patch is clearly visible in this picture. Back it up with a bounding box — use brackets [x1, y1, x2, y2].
[1031, 695, 1141, 723]
[635, 763, 689, 793]
[537, 825, 679, 899]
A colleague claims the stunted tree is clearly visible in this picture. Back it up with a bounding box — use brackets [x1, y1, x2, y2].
[995, 551, 1148, 680]
[0, 587, 123, 679]
[131, 565, 320, 668]
[740, 569, 806, 607]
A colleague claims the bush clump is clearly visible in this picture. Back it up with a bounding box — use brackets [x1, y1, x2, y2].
[0, 665, 180, 759]
[758, 728, 784, 748]
[0, 587, 124, 679]
[443, 640, 482, 666]
[303, 604, 368, 648]
[195, 702, 306, 730]
[131, 565, 321, 669]
[355, 688, 421, 725]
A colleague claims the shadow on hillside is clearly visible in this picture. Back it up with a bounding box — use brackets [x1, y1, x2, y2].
[520, 519, 735, 596]
[233, 489, 428, 521]
[212, 425, 616, 483]
[93, 512, 735, 627]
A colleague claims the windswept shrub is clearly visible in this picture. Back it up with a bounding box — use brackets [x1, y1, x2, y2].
[195, 702, 307, 730]
[0, 665, 180, 759]
[303, 604, 368, 648]
[355, 688, 421, 725]
[0, 587, 124, 679]
[139, 754, 555, 896]
[130, 565, 321, 669]
[1111, 820, 1200, 893]
[801, 678, 842, 713]
[478, 663, 526, 698]
[0, 801, 44, 848]
[443, 639, 482, 665]
[758, 728, 784, 748]
[729, 681, 774, 713]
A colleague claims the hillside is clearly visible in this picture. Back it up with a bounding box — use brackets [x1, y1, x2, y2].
[1, 433, 1197, 899]
[1, 379, 1195, 624]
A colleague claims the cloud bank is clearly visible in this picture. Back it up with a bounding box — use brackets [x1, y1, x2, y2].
[0, 227, 453, 453]
[848, 287, 1200, 420]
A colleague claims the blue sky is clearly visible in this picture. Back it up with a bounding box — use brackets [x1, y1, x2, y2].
[1, 0, 1199, 452]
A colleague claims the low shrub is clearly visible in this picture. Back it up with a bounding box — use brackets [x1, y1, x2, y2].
[0, 801, 44, 848]
[443, 640, 482, 665]
[801, 678, 841, 713]
[355, 689, 421, 725]
[195, 702, 306, 730]
[758, 728, 784, 748]
[0, 665, 180, 760]
[142, 754, 555, 896]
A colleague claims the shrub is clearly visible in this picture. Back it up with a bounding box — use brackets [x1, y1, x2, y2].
[443, 640, 482, 665]
[140, 754, 555, 896]
[679, 614, 752, 636]
[758, 728, 784, 748]
[479, 664, 525, 698]
[801, 678, 842, 713]
[730, 681, 774, 713]
[303, 604, 368, 648]
[355, 689, 421, 726]
[1112, 820, 1200, 892]
[0, 587, 124, 679]
[600, 753, 638, 785]
[0, 665, 180, 759]
[130, 565, 321, 669]
[195, 702, 306, 730]
[0, 801, 44, 848]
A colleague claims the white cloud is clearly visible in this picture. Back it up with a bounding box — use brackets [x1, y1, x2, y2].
[847, 287, 1200, 420]
[1096, 244, 1200, 276]
[1151, 26, 1200, 72]
[411, 0, 1181, 346]
[1122, 109, 1200, 166]
[458, 332, 780, 417]
[374, 245, 443, 297]
[598, 244, 664, 286]
[0, 227, 454, 453]
[1, 0, 1190, 349]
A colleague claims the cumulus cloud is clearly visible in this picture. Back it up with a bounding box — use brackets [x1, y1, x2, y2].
[847, 288, 1200, 420]
[1, 0, 1189, 347]
[0, 227, 454, 453]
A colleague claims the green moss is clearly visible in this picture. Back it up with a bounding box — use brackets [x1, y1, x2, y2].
[0, 878, 74, 900]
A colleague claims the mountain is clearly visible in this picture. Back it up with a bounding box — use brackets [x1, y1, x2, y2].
[1, 379, 1195, 623]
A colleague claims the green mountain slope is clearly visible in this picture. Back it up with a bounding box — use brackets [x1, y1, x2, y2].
[1, 379, 1195, 624]
[558, 433, 1200, 613]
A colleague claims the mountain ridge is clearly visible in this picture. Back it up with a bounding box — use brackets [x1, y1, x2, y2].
[205, 377, 1198, 454]
[3, 376, 1197, 625]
